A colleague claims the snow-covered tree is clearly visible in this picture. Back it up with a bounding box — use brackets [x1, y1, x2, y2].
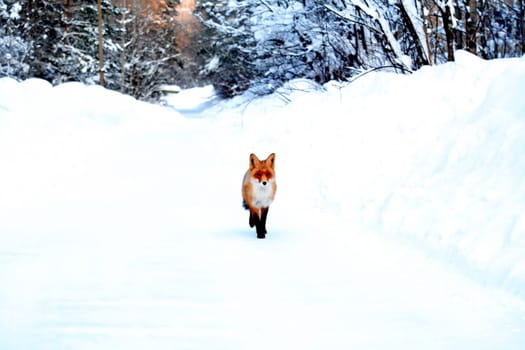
[477, 0, 524, 58]
[419, 0, 524, 63]
[119, 0, 181, 100]
[196, 0, 257, 97]
[0, 0, 183, 101]
[55, 0, 124, 86]
[0, 0, 30, 78]
[197, 0, 365, 97]
[252, 1, 360, 89]
[325, 0, 414, 71]
[11, 0, 64, 81]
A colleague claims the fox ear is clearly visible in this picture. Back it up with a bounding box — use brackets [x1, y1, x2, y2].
[265, 153, 276, 169]
[249, 153, 261, 169]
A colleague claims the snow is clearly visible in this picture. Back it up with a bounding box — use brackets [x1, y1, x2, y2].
[1, 50, 525, 349]
[162, 84, 217, 114]
[8, 2, 21, 20]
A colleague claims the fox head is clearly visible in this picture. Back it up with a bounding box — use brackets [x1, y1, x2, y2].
[249, 153, 275, 186]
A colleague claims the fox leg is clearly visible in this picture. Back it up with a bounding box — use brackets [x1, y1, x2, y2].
[248, 208, 268, 238]
[249, 208, 257, 228]
[261, 207, 269, 233]
[255, 207, 269, 239]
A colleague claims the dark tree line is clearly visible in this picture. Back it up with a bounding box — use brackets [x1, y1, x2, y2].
[0, 0, 181, 100]
[1, 0, 524, 100]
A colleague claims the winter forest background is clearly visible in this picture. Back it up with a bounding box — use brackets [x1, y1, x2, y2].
[1, 0, 524, 100]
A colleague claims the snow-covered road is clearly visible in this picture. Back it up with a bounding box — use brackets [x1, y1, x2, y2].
[2, 213, 524, 350]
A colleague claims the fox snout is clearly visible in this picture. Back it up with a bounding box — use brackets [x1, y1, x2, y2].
[253, 170, 272, 186]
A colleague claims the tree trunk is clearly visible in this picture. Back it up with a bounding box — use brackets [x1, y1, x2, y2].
[64, 0, 70, 37]
[398, 0, 430, 66]
[97, 0, 105, 86]
[454, 2, 464, 50]
[121, 0, 127, 93]
[466, 0, 477, 54]
[521, 0, 525, 55]
[442, 4, 455, 61]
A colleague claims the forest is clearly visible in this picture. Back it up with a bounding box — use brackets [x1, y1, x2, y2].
[1, 0, 524, 100]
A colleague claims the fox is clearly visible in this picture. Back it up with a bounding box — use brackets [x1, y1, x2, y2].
[242, 153, 277, 239]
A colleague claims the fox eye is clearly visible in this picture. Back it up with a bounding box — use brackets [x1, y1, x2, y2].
[254, 172, 262, 178]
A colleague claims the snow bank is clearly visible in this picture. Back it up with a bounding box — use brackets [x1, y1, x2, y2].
[161, 84, 217, 114]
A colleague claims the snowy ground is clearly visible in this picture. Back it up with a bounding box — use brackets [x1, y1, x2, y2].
[1, 51, 524, 349]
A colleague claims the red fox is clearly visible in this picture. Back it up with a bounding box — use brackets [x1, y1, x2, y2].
[242, 153, 277, 239]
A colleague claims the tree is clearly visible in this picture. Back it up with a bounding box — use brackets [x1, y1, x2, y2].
[432, 0, 456, 61]
[466, 0, 477, 54]
[54, 0, 123, 86]
[325, 0, 413, 71]
[253, 1, 360, 86]
[398, 0, 431, 65]
[196, 0, 257, 97]
[119, 0, 181, 100]
[521, 0, 525, 55]
[198, 0, 374, 97]
[0, 1, 30, 78]
[19, 0, 65, 81]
